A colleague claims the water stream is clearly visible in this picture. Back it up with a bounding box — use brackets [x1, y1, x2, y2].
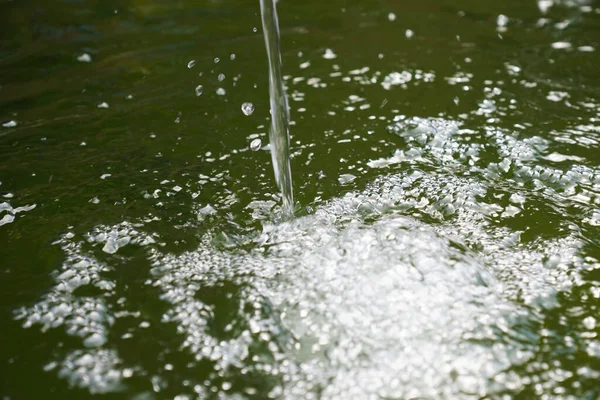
[260, 0, 294, 215]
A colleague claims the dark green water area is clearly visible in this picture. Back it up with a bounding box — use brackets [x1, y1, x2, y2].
[1, 0, 600, 398]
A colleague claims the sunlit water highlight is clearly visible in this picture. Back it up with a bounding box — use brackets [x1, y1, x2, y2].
[14, 112, 600, 397]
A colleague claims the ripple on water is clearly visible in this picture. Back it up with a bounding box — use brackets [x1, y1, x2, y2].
[14, 155, 599, 398]
[11, 83, 600, 397]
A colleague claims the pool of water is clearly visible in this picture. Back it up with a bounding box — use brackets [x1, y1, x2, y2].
[1, 0, 600, 398]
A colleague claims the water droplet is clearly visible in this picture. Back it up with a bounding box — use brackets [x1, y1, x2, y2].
[583, 316, 597, 330]
[97, 102, 109, 109]
[77, 53, 92, 63]
[538, 0, 553, 13]
[187, 60, 196, 69]
[2, 120, 17, 128]
[253, 27, 258, 32]
[552, 41, 572, 50]
[230, 53, 236, 60]
[578, 45, 595, 52]
[241, 102, 255, 116]
[250, 138, 262, 151]
[83, 333, 106, 348]
[218, 73, 225, 82]
[214, 57, 220, 64]
[388, 12, 396, 21]
[323, 49, 337, 60]
[195, 85, 203, 96]
[405, 29, 414, 39]
[216, 88, 226, 96]
[497, 14, 509, 28]
[338, 174, 357, 184]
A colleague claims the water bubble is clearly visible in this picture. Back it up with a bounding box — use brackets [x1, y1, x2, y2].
[552, 41, 572, 50]
[250, 138, 262, 151]
[195, 85, 203, 96]
[230, 53, 236, 60]
[187, 60, 196, 69]
[583, 316, 597, 330]
[214, 57, 220, 64]
[323, 49, 337, 60]
[2, 120, 17, 128]
[578, 46, 595, 52]
[241, 102, 255, 116]
[546, 91, 569, 102]
[538, 0, 553, 13]
[83, 333, 106, 348]
[216, 88, 226, 96]
[339, 174, 357, 184]
[253, 27, 258, 32]
[218, 73, 225, 82]
[77, 53, 92, 63]
[497, 14, 509, 29]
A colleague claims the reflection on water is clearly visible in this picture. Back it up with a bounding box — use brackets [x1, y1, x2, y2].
[2, 0, 600, 398]
[14, 114, 600, 397]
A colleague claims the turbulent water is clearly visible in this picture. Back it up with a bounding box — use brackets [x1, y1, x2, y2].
[13, 113, 600, 398]
[2, 0, 600, 398]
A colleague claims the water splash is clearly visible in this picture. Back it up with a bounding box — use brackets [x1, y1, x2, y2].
[260, 0, 294, 215]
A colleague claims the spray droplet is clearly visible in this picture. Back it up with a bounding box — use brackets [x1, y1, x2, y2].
[195, 85, 204, 96]
[187, 60, 196, 69]
[250, 138, 262, 151]
[323, 49, 337, 60]
[2, 120, 17, 128]
[77, 53, 92, 63]
[241, 102, 255, 116]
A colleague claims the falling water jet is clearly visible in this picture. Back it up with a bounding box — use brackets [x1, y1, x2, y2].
[260, 0, 294, 216]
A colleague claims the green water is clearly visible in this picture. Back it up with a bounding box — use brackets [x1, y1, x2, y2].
[1, 0, 600, 398]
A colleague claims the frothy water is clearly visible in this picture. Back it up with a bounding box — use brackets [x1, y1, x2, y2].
[14, 112, 600, 397]
[260, 0, 294, 215]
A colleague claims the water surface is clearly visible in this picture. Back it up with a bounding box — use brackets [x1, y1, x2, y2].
[1, 0, 600, 398]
